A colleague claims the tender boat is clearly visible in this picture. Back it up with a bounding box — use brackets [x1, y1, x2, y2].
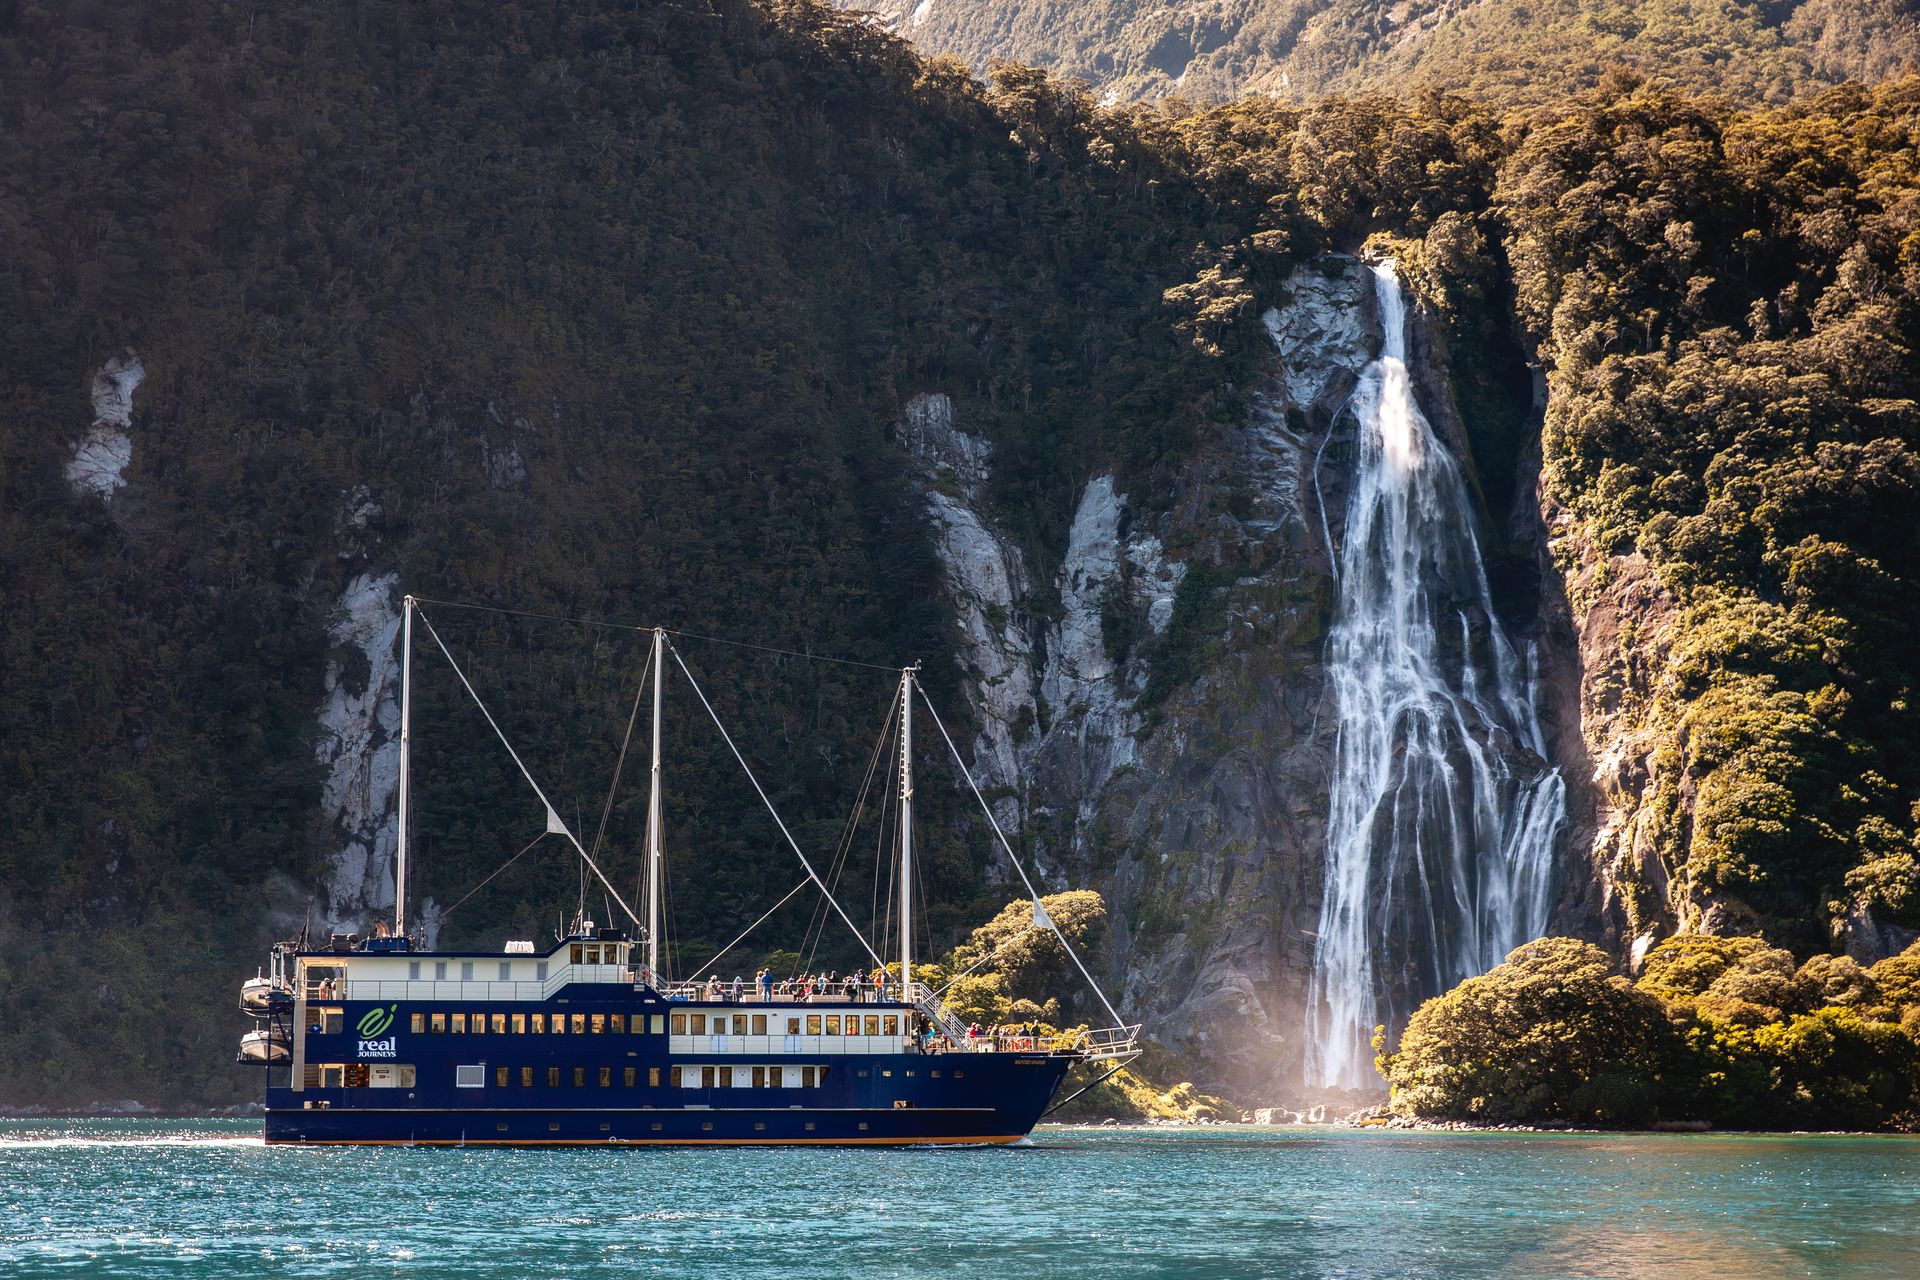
[238, 1026, 290, 1064]
[239, 596, 1136, 1145]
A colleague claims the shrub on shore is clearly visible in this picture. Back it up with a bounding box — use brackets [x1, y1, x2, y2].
[1380, 936, 1920, 1130]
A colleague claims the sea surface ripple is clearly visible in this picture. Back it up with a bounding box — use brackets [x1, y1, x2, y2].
[3, 1120, 1918, 1278]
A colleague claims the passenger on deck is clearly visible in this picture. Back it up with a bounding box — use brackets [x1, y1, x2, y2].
[705, 974, 721, 1000]
[758, 968, 774, 1001]
[731, 975, 744, 1001]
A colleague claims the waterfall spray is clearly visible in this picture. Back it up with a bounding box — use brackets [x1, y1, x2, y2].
[1304, 261, 1566, 1090]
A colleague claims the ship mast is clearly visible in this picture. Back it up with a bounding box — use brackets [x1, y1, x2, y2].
[394, 593, 415, 938]
[644, 626, 666, 983]
[898, 663, 917, 996]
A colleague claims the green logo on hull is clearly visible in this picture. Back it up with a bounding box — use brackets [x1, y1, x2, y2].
[357, 1004, 398, 1038]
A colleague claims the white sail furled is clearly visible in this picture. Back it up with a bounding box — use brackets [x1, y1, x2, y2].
[1304, 262, 1566, 1090]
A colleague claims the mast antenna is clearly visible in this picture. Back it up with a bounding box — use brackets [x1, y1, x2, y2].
[395, 593, 415, 938]
[645, 626, 666, 984]
[898, 662, 919, 998]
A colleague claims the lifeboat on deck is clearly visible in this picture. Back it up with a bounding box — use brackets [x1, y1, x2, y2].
[239, 975, 290, 1016]
[238, 1026, 290, 1064]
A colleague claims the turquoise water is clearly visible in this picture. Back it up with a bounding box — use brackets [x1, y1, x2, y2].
[4, 1121, 1918, 1278]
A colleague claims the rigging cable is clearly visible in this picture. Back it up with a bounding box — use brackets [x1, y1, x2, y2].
[798, 680, 898, 975]
[439, 832, 552, 923]
[682, 876, 814, 982]
[588, 645, 654, 867]
[414, 607, 644, 931]
[667, 639, 885, 969]
[914, 678, 1128, 1030]
[408, 594, 897, 672]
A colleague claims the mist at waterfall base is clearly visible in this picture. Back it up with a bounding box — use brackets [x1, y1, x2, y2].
[1304, 262, 1567, 1091]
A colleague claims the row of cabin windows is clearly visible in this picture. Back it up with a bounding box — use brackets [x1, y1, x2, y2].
[408, 1011, 668, 1035]
[671, 1012, 900, 1037]
[483, 1065, 661, 1089]
[459, 1065, 828, 1089]
[399, 945, 623, 983]
[676, 1065, 829, 1088]
[305, 1064, 414, 1088]
[408, 960, 545, 981]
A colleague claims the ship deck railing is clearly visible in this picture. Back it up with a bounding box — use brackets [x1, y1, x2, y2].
[655, 980, 908, 1004]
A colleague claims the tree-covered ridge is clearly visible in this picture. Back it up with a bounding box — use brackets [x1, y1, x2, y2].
[1501, 77, 1920, 948]
[858, 0, 1920, 107]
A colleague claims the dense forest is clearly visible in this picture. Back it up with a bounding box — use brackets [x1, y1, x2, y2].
[858, 0, 1920, 107]
[1, 0, 1917, 1106]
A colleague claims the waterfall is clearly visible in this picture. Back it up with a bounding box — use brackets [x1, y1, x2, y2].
[1304, 262, 1566, 1090]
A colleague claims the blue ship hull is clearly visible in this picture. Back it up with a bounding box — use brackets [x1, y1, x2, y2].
[261, 990, 1076, 1146]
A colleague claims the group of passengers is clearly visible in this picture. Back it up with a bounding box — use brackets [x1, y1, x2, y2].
[696, 967, 897, 1003]
[965, 1021, 1041, 1052]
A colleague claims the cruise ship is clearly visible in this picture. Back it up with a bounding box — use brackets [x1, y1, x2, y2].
[239, 596, 1137, 1145]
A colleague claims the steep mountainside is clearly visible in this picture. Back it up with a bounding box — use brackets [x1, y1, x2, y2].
[3, 0, 1919, 1106]
[858, 0, 1920, 106]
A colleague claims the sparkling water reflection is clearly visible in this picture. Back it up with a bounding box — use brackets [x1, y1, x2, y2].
[2, 1121, 1917, 1278]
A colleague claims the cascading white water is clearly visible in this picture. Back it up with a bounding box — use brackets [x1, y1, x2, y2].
[1304, 262, 1567, 1090]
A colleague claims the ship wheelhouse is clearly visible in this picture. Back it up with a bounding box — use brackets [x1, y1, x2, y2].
[244, 597, 1137, 1146]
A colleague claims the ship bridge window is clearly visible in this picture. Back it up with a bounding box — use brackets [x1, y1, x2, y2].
[408, 961, 421, 980]
[825, 1016, 839, 1035]
[806, 1015, 821, 1035]
[732, 1014, 748, 1035]
[435, 962, 448, 980]
[863, 1016, 879, 1035]
[671, 1013, 686, 1035]
[885, 1016, 900, 1036]
[752, 1015, 767, 1035]
[787, 1017, 801, 1035]
[499, 961, 512, 980]
[461, 962, 474, 981]
[536, 961, 549, 981]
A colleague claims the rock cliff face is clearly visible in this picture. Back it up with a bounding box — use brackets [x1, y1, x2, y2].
[66, 354, 143, 504]
[907, 255, 1584, 1099]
